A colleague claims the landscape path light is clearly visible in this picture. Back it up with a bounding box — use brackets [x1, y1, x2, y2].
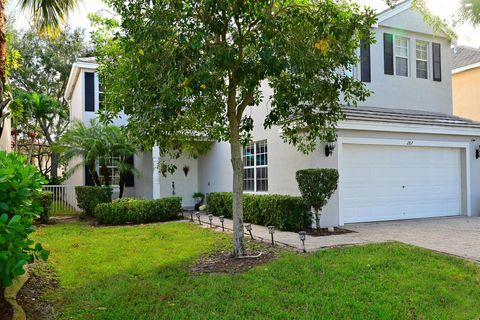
[268, 226, 275, 245]
[219, 216, 225, 231]
[245, 224, 253, 239]
[195, 211, 201, 225]
[208, 214, 213, 228]
[299, 231, 307, 253]
[189, 211, 194, 222]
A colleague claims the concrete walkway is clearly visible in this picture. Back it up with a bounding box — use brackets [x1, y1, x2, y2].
[188, 212, 480, 263]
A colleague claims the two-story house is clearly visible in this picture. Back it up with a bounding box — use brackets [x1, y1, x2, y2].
[64, 0, 480, 226]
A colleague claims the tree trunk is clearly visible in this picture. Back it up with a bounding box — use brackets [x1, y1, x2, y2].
[118, 174, 125, 198]
[50, 152, 59, 179]
[315, 209, 321, 232]
[229, 119, 246, 257]
[88, 164, 101, 186]
[0, 0, 7, 144]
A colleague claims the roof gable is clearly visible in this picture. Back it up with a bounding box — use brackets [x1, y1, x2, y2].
[376, 0, 450, 39]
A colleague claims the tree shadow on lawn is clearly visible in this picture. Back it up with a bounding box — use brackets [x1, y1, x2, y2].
[33, 240, 480, 320]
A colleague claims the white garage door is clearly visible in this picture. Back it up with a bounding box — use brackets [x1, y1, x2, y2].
[342, 144, 462, 223]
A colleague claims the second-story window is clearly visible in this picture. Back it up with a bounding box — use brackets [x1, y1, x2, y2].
[243, 141, 268, 192]
[416, 41, 429, 79]
[395, 36, 409, 77]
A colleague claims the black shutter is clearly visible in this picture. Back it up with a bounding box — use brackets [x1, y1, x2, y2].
[432, 43, 442, 82]
[125, 156, 135, 187]
[360, 39, 371, 82]
[84, 72, 95, 112]
[384, 33, 394, 75]
[85, 165, 95, 186]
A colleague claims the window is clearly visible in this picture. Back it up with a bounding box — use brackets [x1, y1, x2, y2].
[100, 156, 120, 186]
[416, 41, 429, 79]
[395, 36, 409, 77]
[243, 141, 268, 192]
[99, 82, 105, 110]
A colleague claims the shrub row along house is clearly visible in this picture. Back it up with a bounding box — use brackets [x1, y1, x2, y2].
[64, 1, 480, 227]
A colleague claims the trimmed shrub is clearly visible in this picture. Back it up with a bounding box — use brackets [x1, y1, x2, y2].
[75, 186, 112, 217]
[206, 192, 311, 231]
[37, 191, 53, 224]
[0, 151, 49, 287]
[296, 168, 339, 230]
[95, 197, 182, 225]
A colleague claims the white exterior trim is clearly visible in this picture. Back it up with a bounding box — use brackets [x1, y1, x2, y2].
[452, 62, 480, 75]
[337, 137, 472, 226]
[64, 62, 99, 102]
[338, 120, 480, 136]
[374, 0, 412, 28]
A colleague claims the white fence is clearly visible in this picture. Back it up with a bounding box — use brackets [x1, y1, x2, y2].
[42, 185, 79, 215]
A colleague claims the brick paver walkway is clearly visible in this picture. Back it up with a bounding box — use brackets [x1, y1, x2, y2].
[188, 212, 480, 262]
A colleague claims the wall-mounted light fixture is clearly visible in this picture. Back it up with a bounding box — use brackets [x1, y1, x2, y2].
[476, 146, 480, 159]
[325, 142, 336, 157]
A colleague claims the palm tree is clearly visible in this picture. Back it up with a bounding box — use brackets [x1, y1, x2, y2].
[0, 0, 80, 146]
[55, 119, 106, 186]
[102, 125, 138, 198]
[56, 120, 138, 198]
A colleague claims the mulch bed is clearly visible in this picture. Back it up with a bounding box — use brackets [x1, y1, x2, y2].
[305, 227, 355, 237]
[190, 240, 283, 274]
[0, 288, 13, 320]
[17, 262, 59, 320]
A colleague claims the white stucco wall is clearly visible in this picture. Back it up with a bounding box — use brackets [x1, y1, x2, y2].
[359, 10, 452, 114]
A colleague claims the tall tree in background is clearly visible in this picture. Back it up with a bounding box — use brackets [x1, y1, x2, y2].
[94, 0, 375, 257]
[0, 0, 81, 145]
[8, 26, 90, 180]
[459, 0, 480, 26]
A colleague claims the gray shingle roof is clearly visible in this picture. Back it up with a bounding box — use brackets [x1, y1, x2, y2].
[76, 57, 97, 64]
[343, 106, 480, 129]
[452, 46, 480, 70]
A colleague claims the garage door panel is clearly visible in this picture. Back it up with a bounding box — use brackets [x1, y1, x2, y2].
[342, 144, 461, 223]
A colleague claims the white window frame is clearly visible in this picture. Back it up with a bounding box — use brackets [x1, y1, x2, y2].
[394, 35, 410, 77]
[242, 140, 268, 193]
[97, 155, 120, 187]
[415, 40, 429, 80]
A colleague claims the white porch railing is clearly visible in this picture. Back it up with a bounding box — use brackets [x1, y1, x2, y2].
[42, 185, 79, 215]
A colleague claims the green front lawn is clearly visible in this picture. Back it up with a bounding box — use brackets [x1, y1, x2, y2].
[33, 221, 480, 319]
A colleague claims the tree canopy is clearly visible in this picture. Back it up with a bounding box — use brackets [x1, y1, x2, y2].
[94, 0, 376, 256]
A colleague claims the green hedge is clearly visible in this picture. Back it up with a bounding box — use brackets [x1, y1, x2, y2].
[95, 197, 182, 225]
[75, 186, 112, 217]
[206, 192, 311, 231]
[37, 191, 53, 224]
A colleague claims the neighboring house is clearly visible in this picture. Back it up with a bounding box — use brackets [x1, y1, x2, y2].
[452, 45, 480, 121]
[0, 117, 11, 152]
[64, 0, 480, 226]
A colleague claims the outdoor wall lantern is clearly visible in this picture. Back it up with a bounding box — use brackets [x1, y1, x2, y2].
[325, 142, 336, 157]
[299, 231, 307, 253]
[195, 211, 201, 225]
[219, 216, 225, 231]
[245, 224, 253, 239]
[208, 214, 213, 228]
[183, 165, 190, 176]
[268, 226, 275, 245]
[476, 147, 480, 159]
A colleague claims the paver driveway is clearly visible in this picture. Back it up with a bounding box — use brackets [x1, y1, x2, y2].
[346, 217, 480, 262]
[196, 213, 480, 262]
